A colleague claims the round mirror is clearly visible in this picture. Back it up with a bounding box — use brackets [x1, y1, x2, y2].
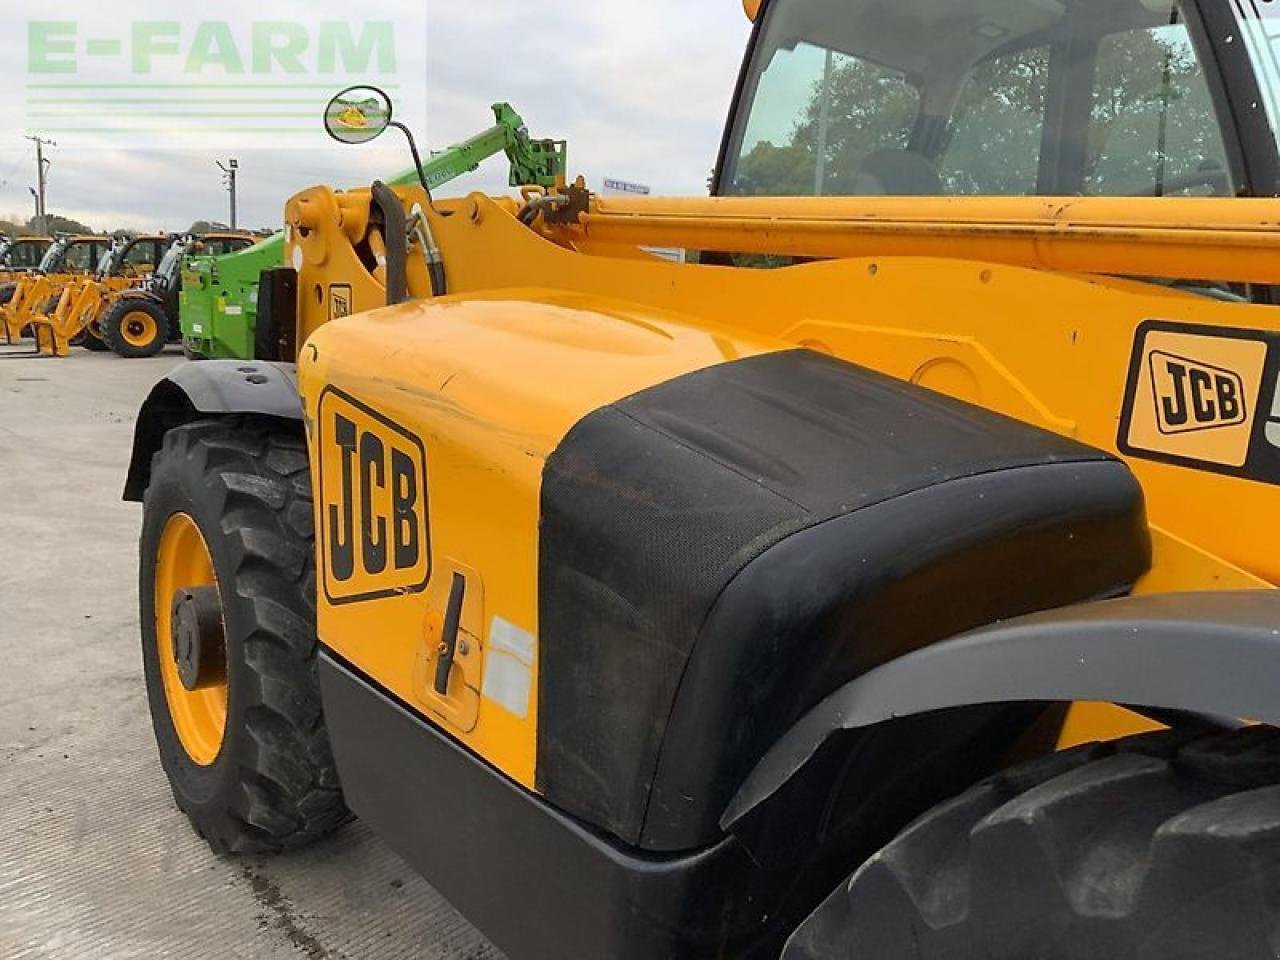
[324, 86, 394, 145]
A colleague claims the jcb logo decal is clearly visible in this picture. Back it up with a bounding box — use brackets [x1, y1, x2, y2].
[318, 387, 430, 604]
[1149, 351, 1247, 434]
[329, 284, 352, 322]
[1120, 321, 1280, 481]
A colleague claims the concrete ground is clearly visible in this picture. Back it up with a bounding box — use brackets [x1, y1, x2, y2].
[0, 347, 500, 960]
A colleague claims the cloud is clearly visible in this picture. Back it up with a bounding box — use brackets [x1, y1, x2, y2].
[0, 1, 752, 232]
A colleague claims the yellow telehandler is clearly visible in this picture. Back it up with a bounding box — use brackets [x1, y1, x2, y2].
[1, 235, 111, 346]
[125, 3, 1280, 958]
[27, 234, 171, 356]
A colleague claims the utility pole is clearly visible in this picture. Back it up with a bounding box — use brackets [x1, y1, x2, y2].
[26, 136, 55, 236]
[217, 158, 239, 230]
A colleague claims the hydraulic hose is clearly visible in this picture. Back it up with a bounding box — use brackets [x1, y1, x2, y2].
[407, 209, 448, 299]
[369, 180, 410, 305]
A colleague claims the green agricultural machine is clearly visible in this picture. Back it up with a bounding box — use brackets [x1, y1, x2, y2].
[177, 102, 566, 360]
[179, 233, 284, 360]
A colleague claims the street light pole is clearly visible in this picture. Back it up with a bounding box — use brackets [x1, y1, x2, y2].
[26, 136, 55, 236]
[216, 158, 239, 230]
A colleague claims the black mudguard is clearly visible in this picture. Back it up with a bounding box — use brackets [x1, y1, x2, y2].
[722, 589, 1280, 830]
[122, 360, 302, 502]
[534, 349, 1151, 850]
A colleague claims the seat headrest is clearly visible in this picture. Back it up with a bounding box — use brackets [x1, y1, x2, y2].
[854, 148, 943, 196]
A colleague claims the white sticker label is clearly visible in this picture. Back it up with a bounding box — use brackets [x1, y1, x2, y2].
[481, 616, 535, 719]
[223, 305, 243, 316]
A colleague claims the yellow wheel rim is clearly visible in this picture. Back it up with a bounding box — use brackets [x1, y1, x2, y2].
[155, 513, 228, 766]
[121, 310, 158, 348]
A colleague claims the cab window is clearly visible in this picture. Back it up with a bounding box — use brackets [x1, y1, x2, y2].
[63, 243, 99, 272]
[203, 237, 252, 257]
[10, 242, 46, 269]
[123, 241, 161, 274]
[724, 0, 1233, 199]
[735, 44, 919, 196]
[939, 45, 1050, 195]
[1084, 19, 1229, 196]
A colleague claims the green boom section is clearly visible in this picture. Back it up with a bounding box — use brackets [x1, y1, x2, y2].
[179, 103, 566, 361]
[389, 102, 567, 191]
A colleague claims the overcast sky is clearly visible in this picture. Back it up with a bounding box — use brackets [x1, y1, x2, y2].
[0, 2, 752, 232]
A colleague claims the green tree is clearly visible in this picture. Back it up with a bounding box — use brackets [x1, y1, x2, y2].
[1084, 29, 1222, 194]
[733, 140, 816, 196]
[187, 220, 231, 235]
[936, 47, 1049, 195]
[36, 214, 97, 235]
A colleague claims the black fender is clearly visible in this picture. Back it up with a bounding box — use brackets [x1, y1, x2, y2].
[122, 360, 302, 502]
[721, 589, 1280, 829]
[116, 288, 160, 304]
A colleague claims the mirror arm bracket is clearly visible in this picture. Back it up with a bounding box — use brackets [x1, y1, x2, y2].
[389, 120, 436, 208]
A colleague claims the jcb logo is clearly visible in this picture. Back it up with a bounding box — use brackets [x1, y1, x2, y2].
[329, 284, 352, 322]
[1121, 323, 1269, 471]
[1150, 351, 1247, 434]
[317, 388, 430, 605]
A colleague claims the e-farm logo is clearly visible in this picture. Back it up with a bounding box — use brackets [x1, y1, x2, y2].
[19, 7, 424, 149]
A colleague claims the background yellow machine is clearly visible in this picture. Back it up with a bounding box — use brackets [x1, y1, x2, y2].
[5, 233, 253, 357]
[90, 232, 253, 358]
[124, 3, 1280, 958]
[1, 235, 111, 345]
[27, 234, 170, 356]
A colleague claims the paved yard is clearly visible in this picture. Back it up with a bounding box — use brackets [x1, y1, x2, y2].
[0, 347, 499, 960]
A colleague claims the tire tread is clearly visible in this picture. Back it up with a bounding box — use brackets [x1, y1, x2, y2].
[143, 418, 348, 855]
[784, 727, 1280, 960]
[101, 296, 168, 358]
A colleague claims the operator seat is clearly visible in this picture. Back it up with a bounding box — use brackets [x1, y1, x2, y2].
[853, 147, 943, 195]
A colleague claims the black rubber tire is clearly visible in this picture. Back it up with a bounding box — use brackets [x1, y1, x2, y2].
[140, 418, 350, 854]
[74, 330, 109, 352]
[101, 297, 167, 358]
[784, 727, 1280, 960]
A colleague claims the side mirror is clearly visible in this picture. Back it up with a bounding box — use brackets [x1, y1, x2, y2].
[322, 86, 436, 203]
[324, 86, 394, 145]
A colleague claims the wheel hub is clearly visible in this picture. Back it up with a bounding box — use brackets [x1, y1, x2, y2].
[170, 586, 225, 691]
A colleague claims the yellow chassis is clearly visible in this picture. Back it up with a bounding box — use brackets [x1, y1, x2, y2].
[281, 186, 1276, 775]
